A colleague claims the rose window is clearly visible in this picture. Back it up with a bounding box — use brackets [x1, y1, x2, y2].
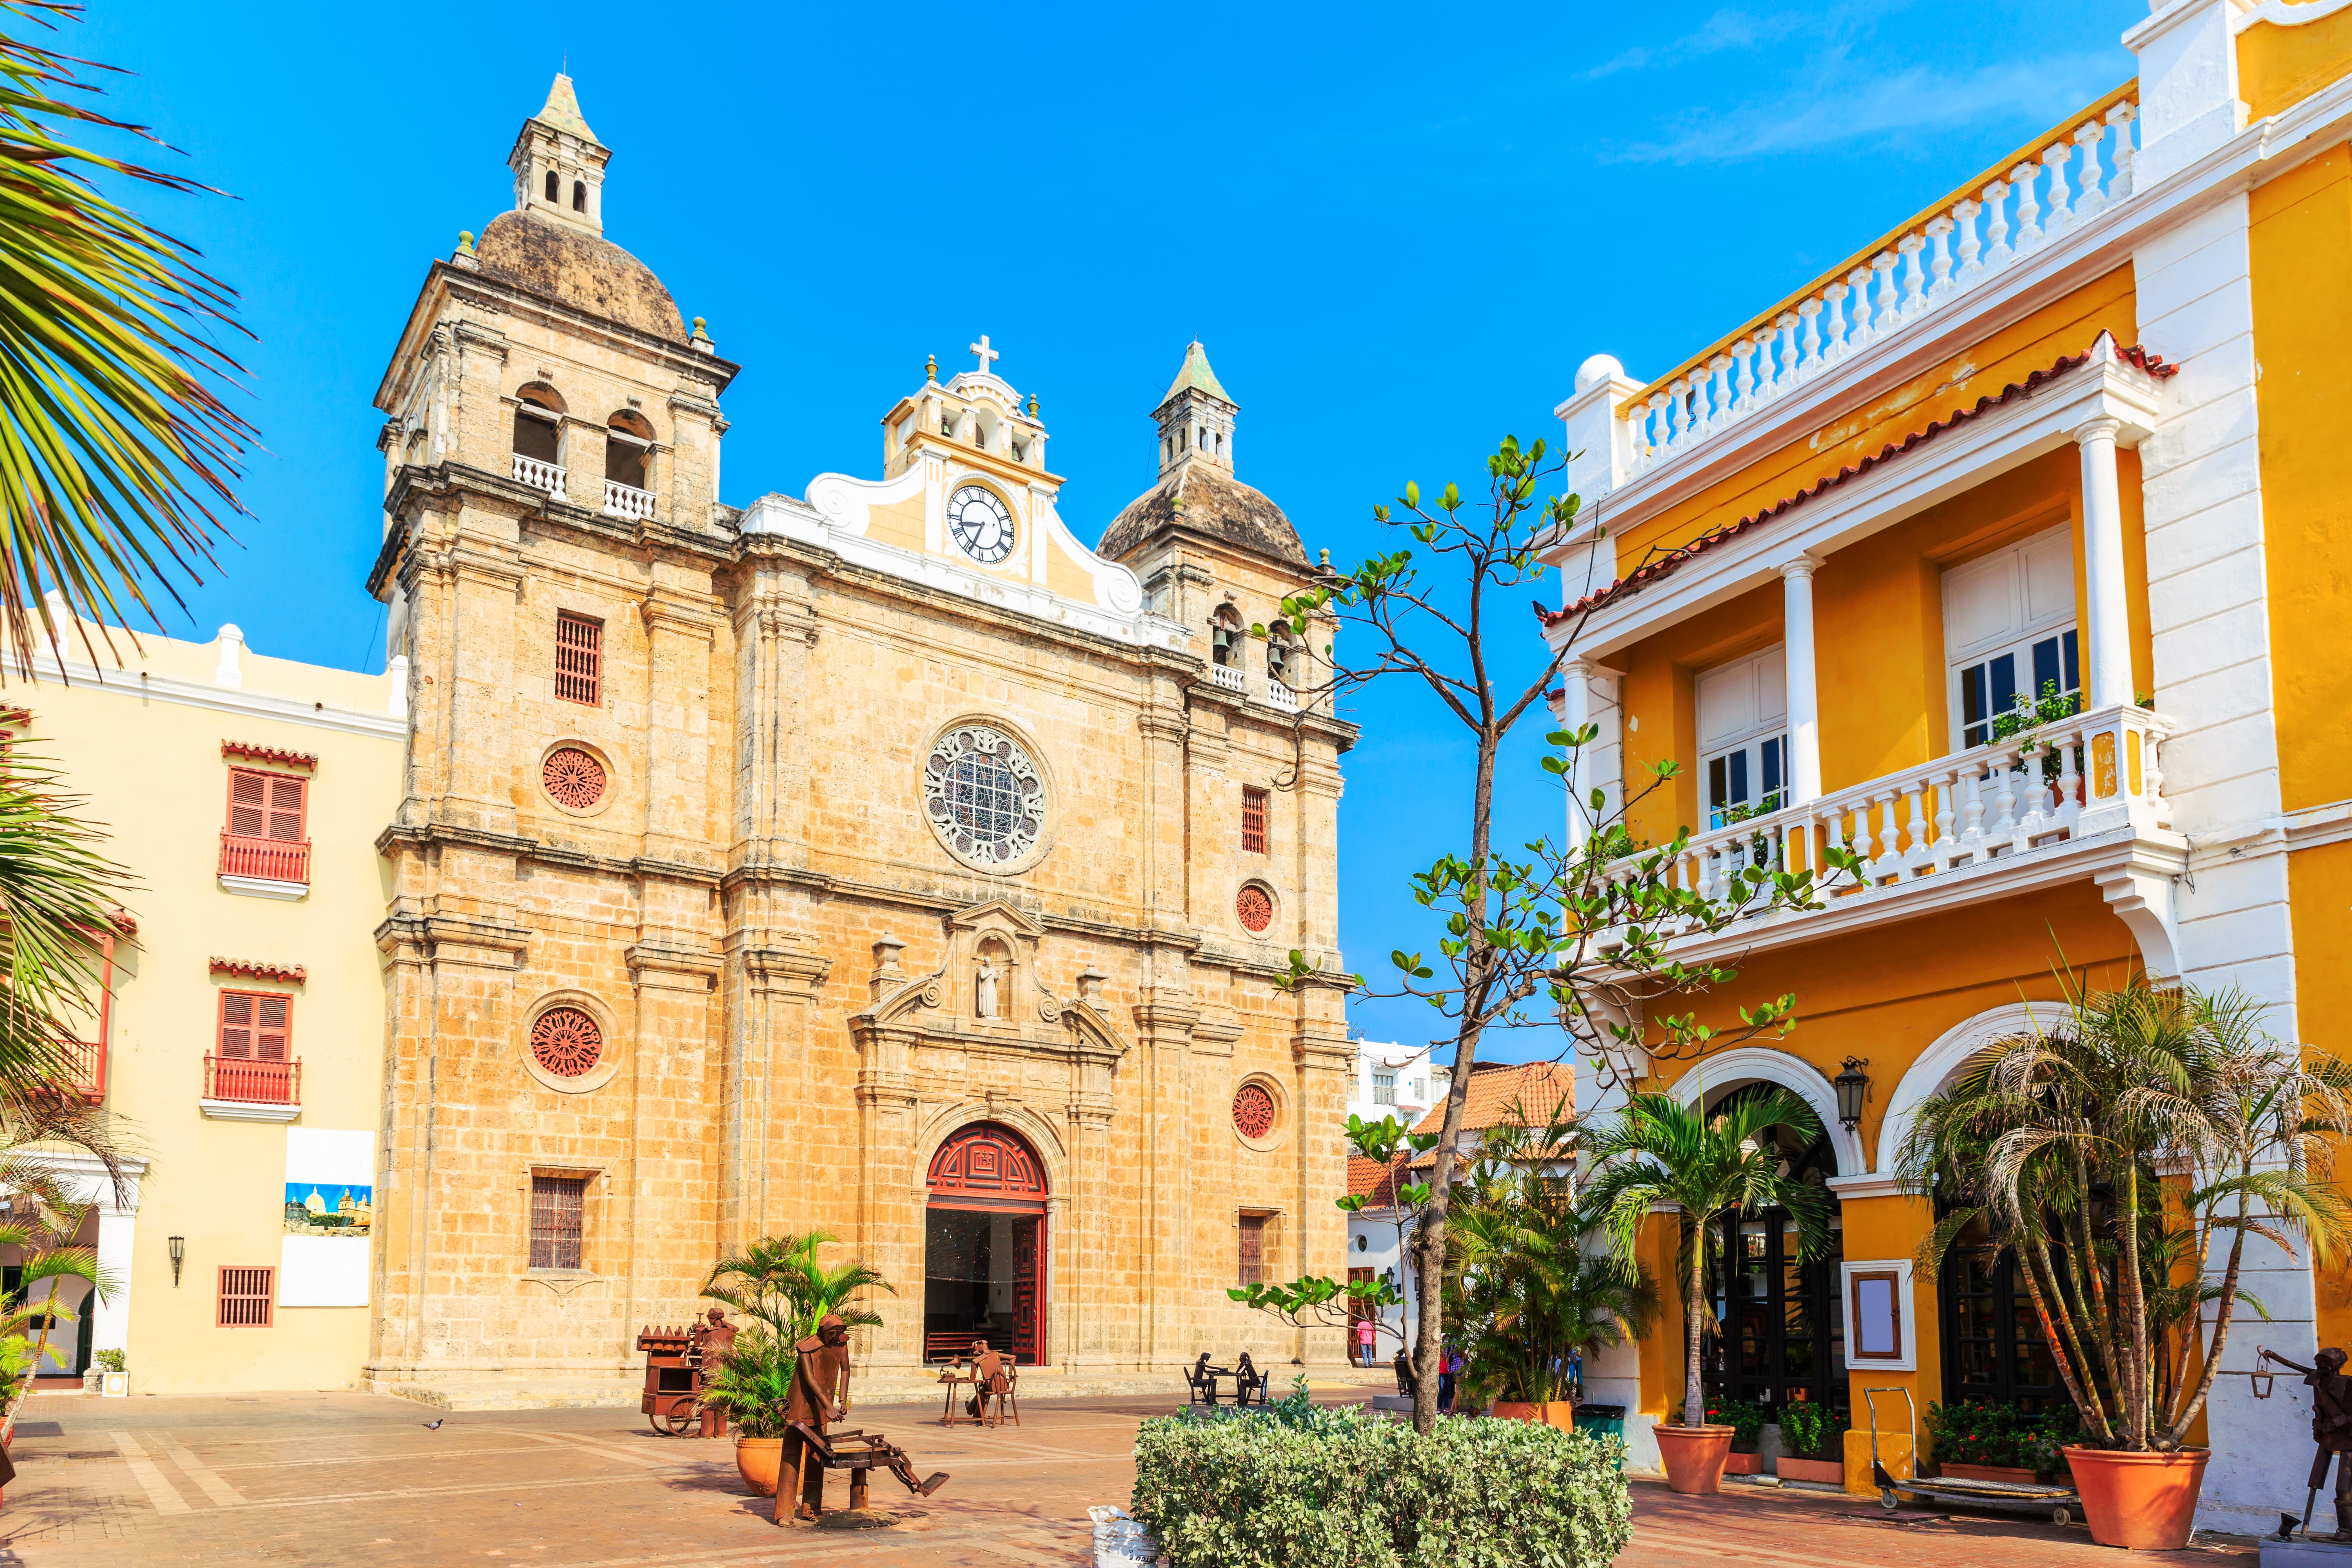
[1236, 884, 1274, 934]
[542, 747, 607, 810]
[530, 1006, 604, 1078]
[1233, 1083, 1277, 1140]
[922, 725, 1045, 869]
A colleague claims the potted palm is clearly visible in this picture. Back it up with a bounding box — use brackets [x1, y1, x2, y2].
[700, 1231, 891, 1496]
[1447, 1124, 1658, 1432]
[1581, 1088, 1831, 1494]
[1900, 977, 2352, 1550]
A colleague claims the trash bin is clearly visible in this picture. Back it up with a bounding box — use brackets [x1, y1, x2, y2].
[1574, 1404, 1627, 1470]
[1089, 1504, 1159, 1568]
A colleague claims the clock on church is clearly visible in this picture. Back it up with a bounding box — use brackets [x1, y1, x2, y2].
[947, 484, 1015, 565]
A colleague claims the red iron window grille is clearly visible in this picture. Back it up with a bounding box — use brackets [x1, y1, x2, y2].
[227, 768, 306, 842]
[217, 1265, 274, 1327]
[530, 1174, 587, 1269]
[1241, 786, 1267, 854]
[541, 747, 607, 810]
[1236, 883, 1274, 934]
[1233, 1082, 1277, 1140]
[1237, 1213, 1269, 1286]
[219, 990, 292, 1060]
[530, 1007, 603, 1078]
[554, 612, 602, 705]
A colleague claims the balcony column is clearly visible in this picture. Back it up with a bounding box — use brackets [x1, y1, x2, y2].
[2076, 416, 2133, 710]
[1563, 657, 1595, 851]
[1779, 555, 1824, 805]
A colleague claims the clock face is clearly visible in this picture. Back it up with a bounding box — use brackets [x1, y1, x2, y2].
[947, 485, 1016, 565]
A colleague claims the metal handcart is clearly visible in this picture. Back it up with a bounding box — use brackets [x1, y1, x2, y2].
[1862, 1386, 2082, 1527]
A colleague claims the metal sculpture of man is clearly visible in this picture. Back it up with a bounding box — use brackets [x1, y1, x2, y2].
[2261, 1346, 2352, 1540]
[779, 1314, 851, 1523]
[693, 1307, 738, 1438]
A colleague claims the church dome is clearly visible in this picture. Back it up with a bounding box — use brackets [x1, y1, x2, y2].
[471, 210, 687, 345]
[1099, 461, 1309, 568]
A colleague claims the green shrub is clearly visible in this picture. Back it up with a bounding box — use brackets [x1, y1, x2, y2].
[699, 1327, 796, 1439]
[1922, 1399, 2078, 1478]
[1774, 1400, 1844, 1461]
[1132, 1405, 1631, 1568]
[1703, 1397, 1767, 1452]
[93, 1348, 126, 1372]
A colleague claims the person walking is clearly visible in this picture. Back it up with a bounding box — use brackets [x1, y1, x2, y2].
[1355, 1316, 1376, 1368]
[1438, 1343, 1460, 1414]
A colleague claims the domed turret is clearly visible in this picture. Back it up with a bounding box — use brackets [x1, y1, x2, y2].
[1099, 342, 1307, 568]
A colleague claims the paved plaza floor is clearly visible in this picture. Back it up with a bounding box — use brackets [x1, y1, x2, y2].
[0, 1386, 2262, 1566]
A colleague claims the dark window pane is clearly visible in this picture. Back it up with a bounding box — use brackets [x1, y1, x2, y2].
[2062, 628, 2080, 697]
[2032, 636, 2061, 701]
[1990, 652, 2018, 716]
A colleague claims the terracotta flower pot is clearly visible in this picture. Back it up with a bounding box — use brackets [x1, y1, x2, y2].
[735, 1435, 784, 1497]
[1488, 1400, 1577, 1431]
[1655, 1424, 1736, 1495]
[1775, 1457, 1843, 1485]
[2063, 1446, 2209, 1550]
[1723, 1450, 1762, 1474]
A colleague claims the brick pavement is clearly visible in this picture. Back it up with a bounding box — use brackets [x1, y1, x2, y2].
[0, 1388, 2262, 1567]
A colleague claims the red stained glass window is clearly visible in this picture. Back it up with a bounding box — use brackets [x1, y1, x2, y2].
[1233, 1082, 1277, 1140]
[555, 612, 602, 705]
[541, 747, 607, 810]
[530, 1007, 603, 1078]
[1236, 884, 1273, 934]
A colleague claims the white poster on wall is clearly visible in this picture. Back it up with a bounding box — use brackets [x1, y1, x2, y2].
[281, 1129, 374, 1307]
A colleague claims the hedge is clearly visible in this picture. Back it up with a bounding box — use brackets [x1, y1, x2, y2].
[1131, 1405, 1631, 1568]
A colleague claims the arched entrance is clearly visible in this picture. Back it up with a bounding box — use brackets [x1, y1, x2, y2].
[1700, 1083, 1846, 1421]
[924, 1123, 1047, 1365]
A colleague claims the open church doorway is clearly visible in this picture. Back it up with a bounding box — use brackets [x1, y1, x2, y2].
[924, 1122, 1046, 1366]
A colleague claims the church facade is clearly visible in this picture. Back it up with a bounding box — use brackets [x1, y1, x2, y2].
[361, 78, 1356, 1402]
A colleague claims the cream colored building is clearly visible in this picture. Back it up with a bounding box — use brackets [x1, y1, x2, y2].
[361, 78, 1355, 1406]
[20, 621, 403, 1393]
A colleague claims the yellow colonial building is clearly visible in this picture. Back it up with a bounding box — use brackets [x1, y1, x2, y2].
[16, 619, 403, 1392]
[358, 78, 1355, 1407]
[1542, 0, 2352, 1535]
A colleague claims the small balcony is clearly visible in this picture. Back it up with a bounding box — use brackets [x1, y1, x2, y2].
[1209, 662, 1245, 693]
[202, 1054, 301, 1122]
[601, 479, 655, 521]
[512, 452, 569, 502]
[1265, 677, 1298, 713]
[219, 831, 309, 895]
[1600, 701, 2185, 971]
[32, 1038, 105, 1105]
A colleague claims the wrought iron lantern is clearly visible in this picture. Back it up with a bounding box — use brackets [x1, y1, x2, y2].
[1834, 1058, 1871, 1131]
[2254, 1347, 2278, 1399]
[168, 1234, 185, 1287]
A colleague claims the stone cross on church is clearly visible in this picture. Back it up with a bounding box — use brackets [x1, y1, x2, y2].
[969, 334, 999, 373]
[360, 72, 1357, 1406]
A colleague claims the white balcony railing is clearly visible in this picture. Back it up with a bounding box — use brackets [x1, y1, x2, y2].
[1624, 85, 2139, 480]
[1210, 662, 1246, 693]
[512, 453, 568, 502]
[602, 479, 655, 521]
[1265, 677, 1298, 713]
[1604, 702, 2171, 935]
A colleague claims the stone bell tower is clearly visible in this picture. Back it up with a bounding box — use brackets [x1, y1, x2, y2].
[1152, 340, 1237, 477]
[508, 75, 609, 235]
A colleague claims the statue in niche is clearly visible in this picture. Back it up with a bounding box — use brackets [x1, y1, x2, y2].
[975, 956, 1001, 1020]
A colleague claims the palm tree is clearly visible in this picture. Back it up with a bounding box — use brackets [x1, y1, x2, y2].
[703, 1231, 893, 1343]
[1580, 1089, 1831, 1428]
[1898, 975, 2352, 1452]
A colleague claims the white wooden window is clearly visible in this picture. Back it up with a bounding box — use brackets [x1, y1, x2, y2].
[1695, 645, 1786, 830]
[1944, 527, 2079, 750]
[1372, 1071, 1395, 1106]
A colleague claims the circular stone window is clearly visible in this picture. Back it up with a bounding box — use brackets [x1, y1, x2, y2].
[1236, 882, 1275, 935]
[922, 724, 1047, 870]
[542, 746, 608, 811]
[530, 1005, 604, 1079]
[1233, 1082, 1278, 1141]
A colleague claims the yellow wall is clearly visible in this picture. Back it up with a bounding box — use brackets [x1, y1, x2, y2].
[2251, 143, 2352, 815]
[2241, 15, 2352, 122]
[1610, 266, 2136, 579]
[23, 624, 402, 1393]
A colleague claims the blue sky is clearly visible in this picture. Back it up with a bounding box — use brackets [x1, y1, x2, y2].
[78, 1, 2144, 1059]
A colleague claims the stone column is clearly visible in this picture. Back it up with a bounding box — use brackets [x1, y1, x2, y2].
[1780, 555, 1824, 806]
[2076, 416, 2134, 711]
[1562, 657, 1594, 849]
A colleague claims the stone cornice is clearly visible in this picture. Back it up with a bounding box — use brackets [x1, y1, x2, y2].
[376, 821, 724, 886]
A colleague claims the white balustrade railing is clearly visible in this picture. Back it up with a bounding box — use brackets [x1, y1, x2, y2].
[1265, 676, 1298, 713]
[1600, 702, 2170, 939]
[603, 479, 656, 521]
[512, 452, 568, 502]
[1210, 662, 1246, 693]
[1623, 87, 2139, 479]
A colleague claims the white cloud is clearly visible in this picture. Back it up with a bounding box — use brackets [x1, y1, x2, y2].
[1597, 53, 2121, 165]
[1581, 8, 1823, 80]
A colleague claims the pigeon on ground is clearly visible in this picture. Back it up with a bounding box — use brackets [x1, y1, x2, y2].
[421, 1419, 444, 1430]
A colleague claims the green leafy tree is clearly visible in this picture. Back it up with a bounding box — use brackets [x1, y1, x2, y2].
[1245, 435, 1860, 1430]
[704, 1229, 892, 1343]
[1579, 1088, 1831, 1428]
[1898, 975, 2352, 1451]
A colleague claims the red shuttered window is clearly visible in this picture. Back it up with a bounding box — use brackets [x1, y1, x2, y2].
[227, 768, 306, 842]
[218, 991, 292, 1060]
[217, 1265, 274, 1327]
[530, 1174, 587, 1270]
[554, 612, 602, 706]
[1238, 1212, 1269, 1286]
[1241, 786, 1267, 854]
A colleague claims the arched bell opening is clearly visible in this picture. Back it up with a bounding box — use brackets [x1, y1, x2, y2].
[923, 1122, 1047, 1367]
